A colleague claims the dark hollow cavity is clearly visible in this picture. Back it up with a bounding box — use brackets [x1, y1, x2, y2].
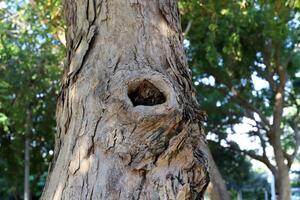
[128, 80, 166, 106]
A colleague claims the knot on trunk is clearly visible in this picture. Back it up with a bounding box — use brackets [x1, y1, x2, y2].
[128, 80, 166, 106]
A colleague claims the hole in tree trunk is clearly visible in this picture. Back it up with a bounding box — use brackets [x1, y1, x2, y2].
[128, 80, 166, 106]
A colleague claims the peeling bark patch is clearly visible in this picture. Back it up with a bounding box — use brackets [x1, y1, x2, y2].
[128, 80, 166, 106]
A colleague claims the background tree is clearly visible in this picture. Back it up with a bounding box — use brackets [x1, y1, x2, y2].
[181, 0, 300, 199]
[208, 141, 269, 199]
[0, 0, 63, 198]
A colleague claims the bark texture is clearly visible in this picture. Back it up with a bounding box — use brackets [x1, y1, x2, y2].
[41, 0, 209, 199]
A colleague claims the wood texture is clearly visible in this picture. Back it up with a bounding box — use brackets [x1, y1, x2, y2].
[41, 0, 209, 199]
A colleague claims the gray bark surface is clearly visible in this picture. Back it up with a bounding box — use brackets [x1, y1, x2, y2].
[41, 0, 209, 199]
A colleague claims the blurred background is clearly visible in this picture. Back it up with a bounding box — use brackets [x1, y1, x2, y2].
[0, 0, 299, 199]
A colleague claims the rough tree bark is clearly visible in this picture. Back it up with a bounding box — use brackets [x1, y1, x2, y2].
[41, 0, 209, 199]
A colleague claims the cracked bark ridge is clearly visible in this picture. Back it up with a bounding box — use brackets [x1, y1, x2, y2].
[41, 0, 209, 199]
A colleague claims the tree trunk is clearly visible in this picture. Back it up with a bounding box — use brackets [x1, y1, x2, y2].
[271, 64, 291, 200]
[272, 135, 291, 200]
[268, 133, 291, 200]
[274, 162, 291, 200]
[237, 190, 242, 200]
[206, 148, 230, 200]
[264, 188, 268, 200]
[24, 109, 31, 200]
[41, 0, 209, 199]
[24, 136, 30, 200]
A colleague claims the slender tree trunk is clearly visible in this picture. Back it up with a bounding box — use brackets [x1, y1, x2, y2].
[266, 139, 291, 200]
[41, 0, 209, 199]
[277, 169, 291, 200]
[271, 60, 291, 200]
[272, 132, 291, 200]
[206, 148, 230, 200]
[24, 109, 31, 200]
[237, 191, 242, 200]
[273, 156, 291, 200]
[269, 131, 291, 200]
[264, 188, 268, 200]
[24, 137, 30, 200]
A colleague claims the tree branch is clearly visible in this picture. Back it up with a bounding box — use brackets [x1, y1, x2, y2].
[202, 84, 271, 129]
[227, 141, 276, 174]
[183, 20, 193, 37]
[262, 38, 277, 92]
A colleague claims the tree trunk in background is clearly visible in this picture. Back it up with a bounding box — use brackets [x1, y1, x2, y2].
[272, 133, 291, 200]
[271, 62, 291, 200]
[237, 191, 242, 200]
[274, 155, 291, 200]
[41, 0, 209, 199]
[206, 148, 230, 200]
[24, 109, 32, 200]
[24, 137, 30, 200]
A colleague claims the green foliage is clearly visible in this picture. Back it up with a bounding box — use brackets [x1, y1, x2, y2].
[286, 0, 300, 9]
[0, 0, 64, 198]
[180, 0, 300, 195]
[209, 140, 269, 197]
[209, 141, 252, 187]
[181, 0, 300, 156]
